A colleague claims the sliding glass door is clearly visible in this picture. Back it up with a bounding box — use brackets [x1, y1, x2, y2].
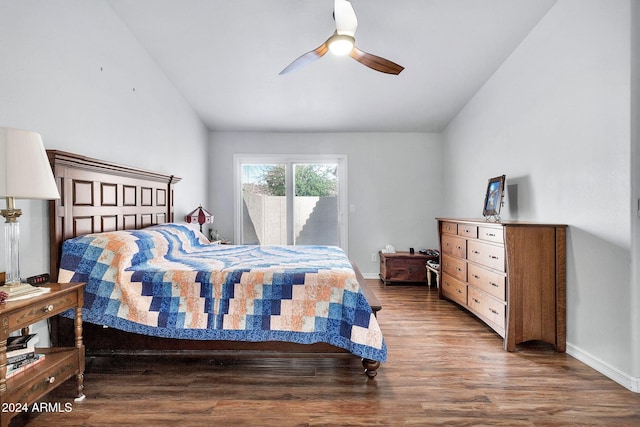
[235, 155, 347, 250]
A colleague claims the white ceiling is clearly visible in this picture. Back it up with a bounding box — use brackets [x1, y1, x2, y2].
[106, 0, 557, 133]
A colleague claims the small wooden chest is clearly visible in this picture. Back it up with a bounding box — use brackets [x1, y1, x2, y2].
[379, 251, 435, 284]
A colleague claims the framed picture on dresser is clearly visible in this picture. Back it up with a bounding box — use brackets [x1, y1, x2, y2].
[482, 174, 505, 219]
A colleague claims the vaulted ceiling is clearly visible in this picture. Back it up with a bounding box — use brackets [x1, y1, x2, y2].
[107, 0, 557, 132]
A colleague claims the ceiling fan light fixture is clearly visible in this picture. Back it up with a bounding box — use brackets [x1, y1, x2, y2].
[328, 34, 354, 56]
[279, 0, 404, 75]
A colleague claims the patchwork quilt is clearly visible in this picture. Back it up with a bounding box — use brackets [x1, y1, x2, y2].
[58, 223, 387, 362]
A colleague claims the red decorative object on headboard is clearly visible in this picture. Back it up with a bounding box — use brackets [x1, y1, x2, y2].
[185, 205, 213, 233]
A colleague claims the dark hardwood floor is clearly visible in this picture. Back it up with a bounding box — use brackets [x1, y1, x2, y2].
[12, 280, 640, 426]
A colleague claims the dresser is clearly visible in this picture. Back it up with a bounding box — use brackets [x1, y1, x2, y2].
[437, 218, 566, 352]
[0, 283, 85, 427]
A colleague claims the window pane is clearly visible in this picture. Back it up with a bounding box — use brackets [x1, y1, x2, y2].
[293, 163, 339, 246]
[241, 164, 287, 245]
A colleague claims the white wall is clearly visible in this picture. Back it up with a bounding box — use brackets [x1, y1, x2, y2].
[442, 0, 637, 391]
[208, 132, 442, 275]
[0, 0, 208, 341]
[631, 0, 640, 383]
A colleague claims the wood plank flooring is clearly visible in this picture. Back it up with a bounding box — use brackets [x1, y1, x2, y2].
[11, 280, 640, 426]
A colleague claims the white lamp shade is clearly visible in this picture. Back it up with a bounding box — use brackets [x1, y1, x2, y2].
[0, 127, 60, 200]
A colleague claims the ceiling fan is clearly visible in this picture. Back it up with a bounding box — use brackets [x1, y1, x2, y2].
[279, 0, 404, 75]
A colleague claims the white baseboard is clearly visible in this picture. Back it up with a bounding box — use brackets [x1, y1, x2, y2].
[362, 272, 379, 280]
[566, 343, 639, 393]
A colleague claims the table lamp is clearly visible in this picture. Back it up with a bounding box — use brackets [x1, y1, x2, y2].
[185, 205, 213, 233]
[0, 127, 60, 299]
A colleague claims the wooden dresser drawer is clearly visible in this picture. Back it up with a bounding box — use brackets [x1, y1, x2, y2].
[457, 224, 478, 239]
[6, 291, 78, 332]
[441, 222, 458, 235]
[9, 348, 79, 405]
[441, 254, 467, 282]
[478, 226, 504, 244]
[441, 234, 466, 259]
[467, 240, 505, 272]
[468, 287, 505, 330]
[441, 274, 467, 306]
[468, 264, 506, 301]
[384, 259, 426, 282]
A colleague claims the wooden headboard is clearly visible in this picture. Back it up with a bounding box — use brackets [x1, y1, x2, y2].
[47, 150, 181, 282]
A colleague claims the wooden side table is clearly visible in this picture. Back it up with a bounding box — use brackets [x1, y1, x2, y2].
[379, 251, 437, 284]
[0, 282, 85, 427]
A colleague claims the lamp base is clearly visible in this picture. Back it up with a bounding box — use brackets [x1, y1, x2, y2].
[1, 282, 50, 302]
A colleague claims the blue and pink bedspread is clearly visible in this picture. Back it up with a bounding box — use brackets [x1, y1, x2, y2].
[58, 223, 386, 362]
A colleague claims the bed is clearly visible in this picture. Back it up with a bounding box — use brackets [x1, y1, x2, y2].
[47, 150, 386, 378]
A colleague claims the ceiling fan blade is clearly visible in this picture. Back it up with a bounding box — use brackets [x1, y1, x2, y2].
[349, 47, 404, 75]
[279, 41, 329, 75]
[334, 0, 358, 36]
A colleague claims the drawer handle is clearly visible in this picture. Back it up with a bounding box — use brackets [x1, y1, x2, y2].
[456, 267, 463, 272]
[472, 298, 480, 304]
[489, 255, 499, 260]
[43, 304, 54, 313]
[456, 289, 463, 294]
[472, 274, 480, 279]
[490, 282, 499, 287]
[456, 246, 462, 250]
[46, 376, 56, 384]
[472, 250, 480, 255]
[486, 233, 496, 237]
[489, 308, 499, 315]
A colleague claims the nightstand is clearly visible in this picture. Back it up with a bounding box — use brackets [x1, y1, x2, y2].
[0, 282, 85, 427]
